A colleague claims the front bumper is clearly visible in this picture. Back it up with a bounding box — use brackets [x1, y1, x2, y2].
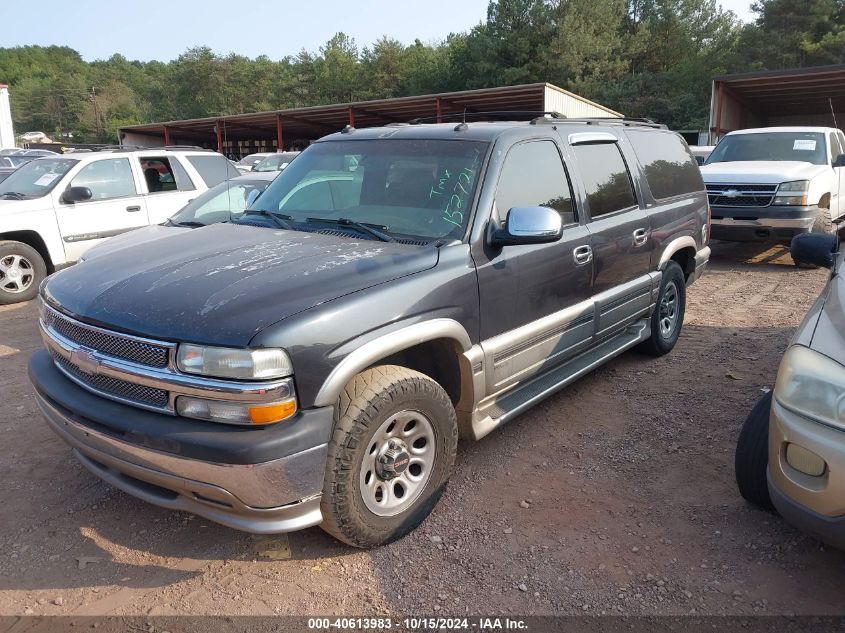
[768, 398, 845, 549]
[710, 204, 819, 242]
[29, 350, 333, 534]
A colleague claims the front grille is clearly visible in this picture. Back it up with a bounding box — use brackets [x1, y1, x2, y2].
[52, 351, 169, 408]
[707, 183, 778, 208]
[45, 309, 169, 368]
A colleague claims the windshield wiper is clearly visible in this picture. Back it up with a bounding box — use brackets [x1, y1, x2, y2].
[240, 209, 295, 230]
[0, 192, 27, 200]
[307, 217, 395, 242]
[166, 219, 206, 228]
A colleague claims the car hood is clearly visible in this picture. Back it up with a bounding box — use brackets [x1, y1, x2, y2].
[0, 196, 53, 214]
[700, 161, 828, 184]
[81, 225, 189, 260]
[43, 224, 439, 346]
[810, 258, 845, 367]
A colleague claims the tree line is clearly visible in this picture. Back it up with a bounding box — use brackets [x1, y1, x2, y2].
[1, 0, 842, 144]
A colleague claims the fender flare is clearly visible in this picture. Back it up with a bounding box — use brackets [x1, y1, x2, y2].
[658, 235, 697, 268]
[313, 318, 473, 407]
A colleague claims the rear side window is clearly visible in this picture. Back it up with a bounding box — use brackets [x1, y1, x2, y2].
[185, 155, 240, 187]
[625, 130, 703, 200]
[495, 140, 576, 225]
[572, 144, 637, 217]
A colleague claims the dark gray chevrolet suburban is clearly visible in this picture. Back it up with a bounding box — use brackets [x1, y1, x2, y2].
[29, 117, 711, 547]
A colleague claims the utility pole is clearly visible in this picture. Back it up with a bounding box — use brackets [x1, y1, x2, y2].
[90, 86, 104, 138]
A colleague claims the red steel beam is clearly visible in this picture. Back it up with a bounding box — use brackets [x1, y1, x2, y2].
[348, 107, 356, 127]
[436, 97, 443, 123]
[276, 114, 284, 150]
[163, 125, 172, 146]
[215, 119, 223, 153]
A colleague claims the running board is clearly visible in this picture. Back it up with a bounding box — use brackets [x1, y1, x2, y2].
[471, 319, 652, 440]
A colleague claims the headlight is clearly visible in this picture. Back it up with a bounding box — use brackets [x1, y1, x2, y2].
[772, 180, 809, 206]
[775, 345, 845, 428]
[177, 344, 293, 380]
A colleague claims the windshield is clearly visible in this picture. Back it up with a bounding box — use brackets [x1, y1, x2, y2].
[253, 153, 299, 172]
[250, 139, 488, 241]
[0, 158, 78, 198]
[237, 153, 266, 166]
[169, 178, 272, 226]
[706, 132, 827, 165]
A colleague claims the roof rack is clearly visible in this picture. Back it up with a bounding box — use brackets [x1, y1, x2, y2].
[532, 116, 666, 129]
[113, 144, 214, 153]
[409, 111, 565, 124]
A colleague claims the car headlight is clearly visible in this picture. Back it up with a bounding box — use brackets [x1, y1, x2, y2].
[772, 180, 809, 206]
[177, 344, 293, 380]
[775, 345, 845, 429]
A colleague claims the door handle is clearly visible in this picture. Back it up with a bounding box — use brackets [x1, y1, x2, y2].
[573, 245, 593, 265]
[632, 228, 648, 247]
[126, 205, 142, 212]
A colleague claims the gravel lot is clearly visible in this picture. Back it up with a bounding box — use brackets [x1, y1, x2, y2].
[1, 240, 843, 619]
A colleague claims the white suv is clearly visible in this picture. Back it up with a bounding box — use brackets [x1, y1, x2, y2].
[0, 147, 238, 304]
[702, 127, 845, 242]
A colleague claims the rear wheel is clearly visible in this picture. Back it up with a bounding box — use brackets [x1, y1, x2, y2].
[638, 260, 686, 356]
[0, 241, 46, 304]
[320, 365, 458, 548]
[735, 391, 775, 511]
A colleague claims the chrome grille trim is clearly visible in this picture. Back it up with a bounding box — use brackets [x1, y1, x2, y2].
[43, 306, 173, 368]
[51, 351, 169, 409]
[706, 183, 778, 208]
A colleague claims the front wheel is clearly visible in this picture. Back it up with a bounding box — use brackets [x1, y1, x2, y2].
[735, 391, 775, 511]
[320, 365, 458, 548]
[638, 260, 686, 357]
[0, 241, 46, 305]
[811, 207, 835, 235]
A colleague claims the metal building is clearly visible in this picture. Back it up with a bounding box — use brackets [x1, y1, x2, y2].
[709, 64, 845, 142]
[119, 82, 621, 156]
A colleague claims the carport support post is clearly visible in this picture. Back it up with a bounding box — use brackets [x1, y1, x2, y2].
[436, 97, 443, 123]
[276, 114, 284, 151]
[163, 126, 172, 146]
[348, 107, 356, 127]
[215, 120, 223, 154]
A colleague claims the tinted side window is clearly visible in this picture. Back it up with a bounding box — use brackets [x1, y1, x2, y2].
[186, 155, 240, 187]
[70, 158, 136, 200]
[625, 130, 703, 200]
[495, 140, 575, 224]
[572, 144, 637, 217]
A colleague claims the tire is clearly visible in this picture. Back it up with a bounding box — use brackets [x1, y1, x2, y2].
[638, 260, 686, 357]
[0, 240, 46, 305]
[811, 207, 835, 235]
[320, 365, 458, 548]
[735, 391, 775, 511]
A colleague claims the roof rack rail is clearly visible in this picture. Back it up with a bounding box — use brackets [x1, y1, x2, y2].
[113, 144, 214, 153]
[534, 116, 666, 129]
[409, 111, 565, 124]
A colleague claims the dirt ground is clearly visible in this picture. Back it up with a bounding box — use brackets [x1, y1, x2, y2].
[1, 240, 843, 620]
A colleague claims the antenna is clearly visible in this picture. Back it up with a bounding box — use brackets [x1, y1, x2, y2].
[830, 98, 839, 129]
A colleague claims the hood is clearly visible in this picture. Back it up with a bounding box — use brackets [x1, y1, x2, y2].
[701, 161, 828, 184]
[0, 196, 53, 215]
[810, 258, 845, 367]
[81, 225, 188, 260]
[43, 224, 439, 346]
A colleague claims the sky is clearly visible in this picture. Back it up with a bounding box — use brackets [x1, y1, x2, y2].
[0, 0, 756, 63]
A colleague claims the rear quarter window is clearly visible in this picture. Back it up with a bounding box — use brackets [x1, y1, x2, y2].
[625, 130, 704, 200]
[185, 155, 240, 187]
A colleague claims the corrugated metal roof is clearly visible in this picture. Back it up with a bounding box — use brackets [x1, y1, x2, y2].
[119, 82, 621, 145]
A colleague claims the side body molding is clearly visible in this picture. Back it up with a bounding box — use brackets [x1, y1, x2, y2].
[313, 318, 473, 407]
[658, 235, 697, 268]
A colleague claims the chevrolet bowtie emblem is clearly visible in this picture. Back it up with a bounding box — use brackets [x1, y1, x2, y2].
[71, 348, 100, 375]
[724, 189, 740, 198]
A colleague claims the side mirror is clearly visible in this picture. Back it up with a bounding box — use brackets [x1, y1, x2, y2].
[834, 154, 845, 168]
[491, 206, 563, 247]
[61, 186, 92, 203]
[791, 233, 838, 269]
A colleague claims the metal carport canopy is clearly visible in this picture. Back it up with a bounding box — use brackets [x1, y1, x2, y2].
[119, 82, 621, 149]
[713, 64, 845, 118]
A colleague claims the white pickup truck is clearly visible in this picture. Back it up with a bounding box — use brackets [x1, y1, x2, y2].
[0, 147, 238, 304]
[702, 126, 845, 242]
